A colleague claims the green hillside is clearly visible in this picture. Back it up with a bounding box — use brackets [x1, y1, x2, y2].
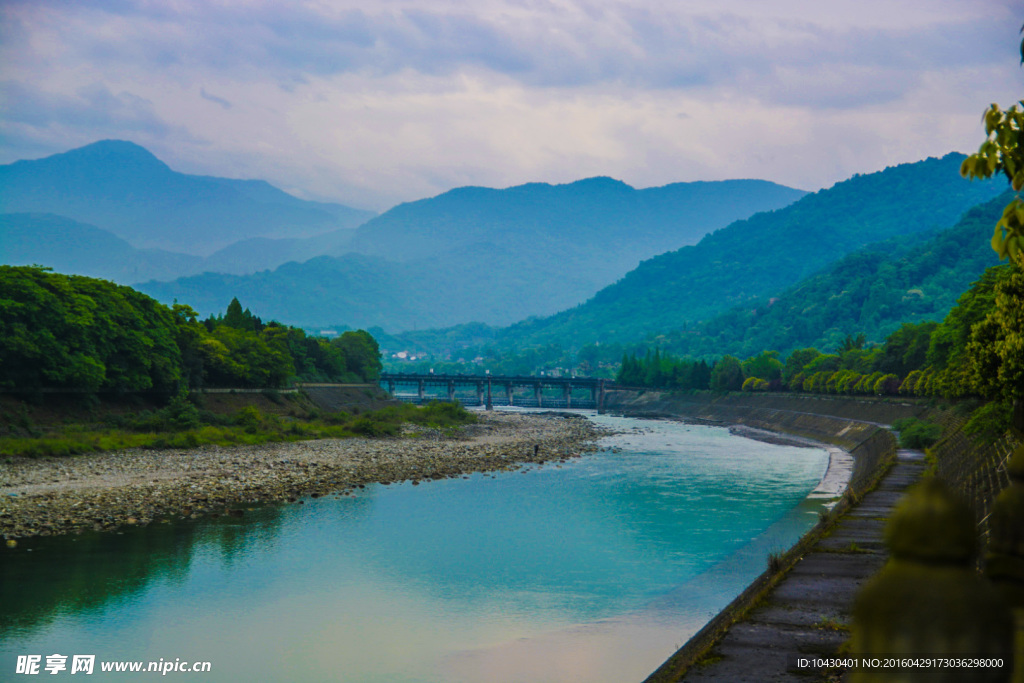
[657, 190, 1012, 359]
[490, 153, 1005, 349]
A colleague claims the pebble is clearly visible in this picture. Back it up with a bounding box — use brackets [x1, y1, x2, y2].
[1, 413, 608, 541]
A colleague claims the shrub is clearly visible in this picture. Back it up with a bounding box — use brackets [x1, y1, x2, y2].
[892, 418, 943, 449]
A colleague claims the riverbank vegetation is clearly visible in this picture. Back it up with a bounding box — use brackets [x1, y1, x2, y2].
[0, 394, 477, 458]
[616, 254, 1023, 435]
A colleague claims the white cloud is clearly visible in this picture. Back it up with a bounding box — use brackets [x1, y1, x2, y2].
[1, 0, 1020, 209]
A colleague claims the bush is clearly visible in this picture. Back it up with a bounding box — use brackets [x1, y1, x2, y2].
[892, 418, 943, 449]
[963, 401, 1012, 442]
[350, 417, 400, 437]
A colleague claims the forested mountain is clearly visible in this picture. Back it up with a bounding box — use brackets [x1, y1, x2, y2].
[137, 177, 808, 328]
[486, 153, 1005, 350]
[0, 140, 375, 255]
[655, 190, 1012, 358]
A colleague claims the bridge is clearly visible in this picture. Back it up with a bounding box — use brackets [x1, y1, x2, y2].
[379, 373, 608, 410]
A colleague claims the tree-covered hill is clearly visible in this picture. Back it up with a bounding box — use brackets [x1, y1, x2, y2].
[657, 190, 1012, 359]
[0, 266, 381, 392]
[490, 153, 1005, 349]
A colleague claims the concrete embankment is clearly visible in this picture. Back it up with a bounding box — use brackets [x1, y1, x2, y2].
[604, 391, 903, 498]
[611, 390, 1022, 682]
[603, 390, 905, 682]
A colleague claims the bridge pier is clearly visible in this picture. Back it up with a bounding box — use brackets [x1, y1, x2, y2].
[486, 378, 493, 411]
[476, 382, 484, 407]
[563, 383, 571, 409]
[534, 382, 542, 408]
[506, 383, 514, 406]
[447, 380, 455, 402]
[417, 380, 424, 403]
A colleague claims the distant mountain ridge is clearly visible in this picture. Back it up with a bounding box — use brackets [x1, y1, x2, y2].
[483, 153, 1006, 349]
[0, 213, 204, 283]
[137, 175, 809, 327]
[0, 140, 375, 255]
[345, 176, 807, 267]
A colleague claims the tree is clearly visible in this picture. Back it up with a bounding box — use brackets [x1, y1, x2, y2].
[964, 258, 1024, 429]
[332, 330, 382, 382]
[958, 32, 1024, 429]
[960, 27, 1024, 261]
[710, 355, 744, 392]
[742, 350, 783, 385]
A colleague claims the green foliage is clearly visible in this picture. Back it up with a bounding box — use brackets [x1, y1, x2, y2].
[963, 256, 1024, 408]
[0, 267, 383, 392]
[742, 350, 783, 383]
[891, 418, 943, 449]
[331, 330, 383, 382]
[0, 400, 477, 458]
[962, 102, 1024, 260]
[875, 322, 937, 377]
[710, 355, 744, 392]
[963, 401, 1012, 442]
[0, 266, 182, 393]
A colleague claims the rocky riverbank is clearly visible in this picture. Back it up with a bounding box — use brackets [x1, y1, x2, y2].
[1, 412, 606, 541]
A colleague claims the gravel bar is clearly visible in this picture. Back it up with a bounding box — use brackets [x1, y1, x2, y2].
[1, 412, 607, 541]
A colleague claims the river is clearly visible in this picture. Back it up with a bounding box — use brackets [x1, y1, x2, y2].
[0, 412, 833, 682]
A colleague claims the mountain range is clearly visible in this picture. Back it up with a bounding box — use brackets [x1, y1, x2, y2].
[479, 152, 1005, 350]
[0, 140, 375, 256]
[2, 141, 1006, 357]
[1, 141, 807, 329]
[137, 173, 808, 329]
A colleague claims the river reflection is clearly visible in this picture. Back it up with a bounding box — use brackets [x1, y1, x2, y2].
[1, 415, 829, 682]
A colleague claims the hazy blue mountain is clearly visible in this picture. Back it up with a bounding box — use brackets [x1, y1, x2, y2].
[0, 213, 203, 283]
[345, 176, 808, 268]
[139, 176, 808, 328]
[484, 153, 1006, 349]
[139, 255, 429, 329]
[0, 140, 375, 255]
[200, 228, 359, 275]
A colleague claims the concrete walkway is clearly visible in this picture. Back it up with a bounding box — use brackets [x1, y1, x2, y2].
[674, 448, 926, 682]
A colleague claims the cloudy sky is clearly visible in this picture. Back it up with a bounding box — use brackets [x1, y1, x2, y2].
[1, 0, 1021, 210]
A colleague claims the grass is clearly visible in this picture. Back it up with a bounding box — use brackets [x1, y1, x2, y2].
[0, 398, 478, 458]
[821, 542, 873, 554]
[813, 617, 851, 632]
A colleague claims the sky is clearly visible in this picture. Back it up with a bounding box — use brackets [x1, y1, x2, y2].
[1, 0, 1021, 211]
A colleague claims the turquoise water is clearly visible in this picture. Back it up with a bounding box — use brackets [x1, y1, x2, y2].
[0, 415, 829, 682]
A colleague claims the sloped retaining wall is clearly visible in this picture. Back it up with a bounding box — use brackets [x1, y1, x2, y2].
[604, 390, 899, 497]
